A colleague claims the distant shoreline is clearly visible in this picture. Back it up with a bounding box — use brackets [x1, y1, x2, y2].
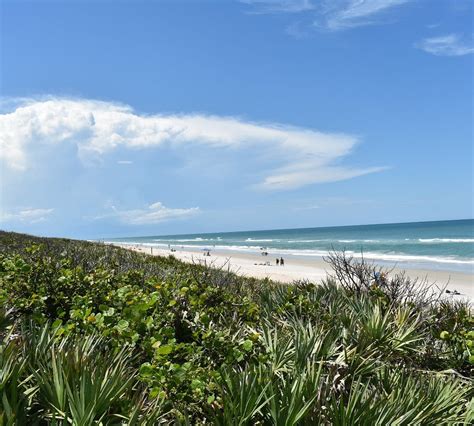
[111, 243, 474, 301]
[104, 219, 474, 275]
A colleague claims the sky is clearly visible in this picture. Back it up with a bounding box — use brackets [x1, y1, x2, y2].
[0, 0, 473, 239]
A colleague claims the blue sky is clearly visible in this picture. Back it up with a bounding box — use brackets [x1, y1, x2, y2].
[0, 0, 472, 238]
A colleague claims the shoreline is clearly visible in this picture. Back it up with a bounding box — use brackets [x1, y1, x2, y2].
[111, 243, 474, 300]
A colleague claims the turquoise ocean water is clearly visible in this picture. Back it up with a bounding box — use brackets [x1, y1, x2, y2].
[108, 219, 474, 273]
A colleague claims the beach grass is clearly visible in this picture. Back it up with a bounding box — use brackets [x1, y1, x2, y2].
[0, 231, 472, 424]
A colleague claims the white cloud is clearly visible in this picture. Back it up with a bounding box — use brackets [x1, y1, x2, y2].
[415, 34, 474, 57]
[258, 165, 387, 190]
[242, 0, 412, 30]
[241, 0, 314, 13]
[96, 201, 199, 225]
[318, 0, 411, 30]
[0, 208, 54, 224]
[0, 97, 384, 190]
[117, 160, 133, 164]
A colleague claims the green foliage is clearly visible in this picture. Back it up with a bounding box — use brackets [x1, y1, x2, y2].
[0, 230, 472, 424]
[430, 299, 474, 370]
[30, 331, 136, 423]
[0, 330, 30, 425]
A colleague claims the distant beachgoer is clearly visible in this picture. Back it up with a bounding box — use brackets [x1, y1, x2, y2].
[373, 271, 387, 286]
[280, 257, 284, 266]
[276, 258, 279, 266]
[373, 272, 381, 286]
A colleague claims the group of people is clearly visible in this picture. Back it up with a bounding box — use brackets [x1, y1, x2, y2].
[276, 257, 285, 266]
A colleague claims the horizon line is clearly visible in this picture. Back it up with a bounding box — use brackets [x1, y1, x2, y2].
[103, 217, 474, 241]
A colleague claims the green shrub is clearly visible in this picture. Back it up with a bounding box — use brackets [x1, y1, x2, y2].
[0, 231, 472, 423]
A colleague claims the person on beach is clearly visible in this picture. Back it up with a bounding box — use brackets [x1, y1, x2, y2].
[280, 257, 284, 266]
[276, 258, 279, 266]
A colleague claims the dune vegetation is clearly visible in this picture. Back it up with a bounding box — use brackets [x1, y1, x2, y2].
[0, 231, 472, 424]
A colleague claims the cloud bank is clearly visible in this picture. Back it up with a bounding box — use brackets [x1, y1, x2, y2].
[415, 34, 474, 57]
[0, 97, 384, 191]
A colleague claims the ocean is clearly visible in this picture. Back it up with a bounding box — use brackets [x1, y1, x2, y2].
[108, 219, 474, 273]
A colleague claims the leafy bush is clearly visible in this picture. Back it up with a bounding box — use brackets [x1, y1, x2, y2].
[0, 231, 472, 424]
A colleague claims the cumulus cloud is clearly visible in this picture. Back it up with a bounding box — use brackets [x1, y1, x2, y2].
[415, 34, 474, 57]
[0, 97, 384, 190]
[0, 208, 54, 224]
[96, 202, 200, 225]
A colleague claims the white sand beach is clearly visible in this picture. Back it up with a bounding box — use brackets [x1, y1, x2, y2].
[112, 243, 474, 301]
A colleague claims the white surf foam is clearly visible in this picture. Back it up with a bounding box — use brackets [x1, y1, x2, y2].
[107, 240, 474, 268]
[418, 238, 474, 243]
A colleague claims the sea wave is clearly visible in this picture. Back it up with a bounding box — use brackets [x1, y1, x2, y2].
[109, 241, 474, 267]
[336, 239, 382, 243]
[148, 237, 474, 245]
[287, 239, 325, 243]
[354, 252, 474, 265]
[418, 238, 474, 243]
[289, 239, 388, 244]
[154, 237, 214, 242]
[282, 250, 473, 266]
